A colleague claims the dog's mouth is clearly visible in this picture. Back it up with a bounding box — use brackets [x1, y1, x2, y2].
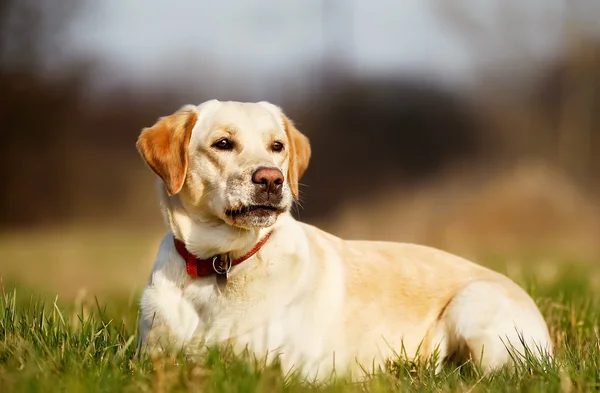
[225, 205, 283, 218]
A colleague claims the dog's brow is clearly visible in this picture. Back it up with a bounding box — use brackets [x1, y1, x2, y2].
[269, 130, 286, 139]
[261, 124, 284, 135]
[212, 124, 239, 135]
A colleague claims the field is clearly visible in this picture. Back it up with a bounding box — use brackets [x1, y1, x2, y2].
[1, 228, 600, 392]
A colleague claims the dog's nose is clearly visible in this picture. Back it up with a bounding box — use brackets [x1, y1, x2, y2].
[252, 167, 284, 194]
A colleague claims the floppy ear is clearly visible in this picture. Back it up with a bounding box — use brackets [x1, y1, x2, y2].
[136, 106, 198, 196]
[282, 115, 311, 200]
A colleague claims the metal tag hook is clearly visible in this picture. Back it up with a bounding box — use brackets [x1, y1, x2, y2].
[212, 255, 232, 279]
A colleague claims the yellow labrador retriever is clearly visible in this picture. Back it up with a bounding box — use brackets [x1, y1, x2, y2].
[136, 100, 552, 381]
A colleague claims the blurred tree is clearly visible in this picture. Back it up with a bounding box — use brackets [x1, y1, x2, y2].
[0, 0, 84, 226]
[296, 78, 492, 221]
[431, 0, 600, 191]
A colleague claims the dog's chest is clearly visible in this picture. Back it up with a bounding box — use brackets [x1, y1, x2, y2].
[182, 279, 337, 374]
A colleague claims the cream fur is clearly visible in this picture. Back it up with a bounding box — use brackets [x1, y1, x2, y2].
[136, 100, 553, 381]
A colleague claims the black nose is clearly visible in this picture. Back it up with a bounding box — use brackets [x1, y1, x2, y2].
[252, 167, 284, 194]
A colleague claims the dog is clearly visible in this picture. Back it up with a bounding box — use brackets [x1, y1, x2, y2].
[136, 100, 552, 381]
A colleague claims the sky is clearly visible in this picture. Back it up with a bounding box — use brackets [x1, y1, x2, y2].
[57, 0, 600, 98]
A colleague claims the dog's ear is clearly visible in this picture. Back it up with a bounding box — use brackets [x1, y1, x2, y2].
[282, 115, 311, 200]
[136, 106, 198, 196]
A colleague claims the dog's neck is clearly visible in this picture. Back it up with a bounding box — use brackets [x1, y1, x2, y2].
[159, 188, 278, 260]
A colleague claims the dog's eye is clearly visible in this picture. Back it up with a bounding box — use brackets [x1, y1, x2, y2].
[213, 138, 233, 151]
[271, 142, 284, 152]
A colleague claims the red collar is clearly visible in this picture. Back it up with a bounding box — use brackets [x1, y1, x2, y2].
[173, 232, 272, 278]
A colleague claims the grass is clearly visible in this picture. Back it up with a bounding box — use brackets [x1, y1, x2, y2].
[1, 260, 600, 392]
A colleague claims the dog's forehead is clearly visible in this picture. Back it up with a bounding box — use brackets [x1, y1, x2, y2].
[207, 102, 284, 133]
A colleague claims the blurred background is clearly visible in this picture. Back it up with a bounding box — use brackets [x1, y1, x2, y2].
[1, 0, 600, 299]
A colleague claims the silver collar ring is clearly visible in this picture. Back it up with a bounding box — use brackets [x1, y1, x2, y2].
[212, 255, 232, 276]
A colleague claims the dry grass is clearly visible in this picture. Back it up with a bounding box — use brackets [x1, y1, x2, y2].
[323, 160, 600, 261]
[2, 159, 599, 299]
[0, 226, 164, 298]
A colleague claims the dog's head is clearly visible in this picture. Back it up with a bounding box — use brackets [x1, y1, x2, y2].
[136, 100, 311, 229]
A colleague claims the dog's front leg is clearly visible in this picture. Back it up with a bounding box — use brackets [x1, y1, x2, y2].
[138, 284, 202, 353]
